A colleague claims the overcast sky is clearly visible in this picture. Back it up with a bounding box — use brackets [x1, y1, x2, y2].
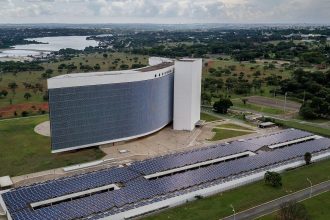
[0, 0, 329, 24]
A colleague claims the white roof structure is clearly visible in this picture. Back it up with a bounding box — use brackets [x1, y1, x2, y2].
[259, 122, 275, 127]
[48, 57, 174, 89]
[0, 176, 13, 188]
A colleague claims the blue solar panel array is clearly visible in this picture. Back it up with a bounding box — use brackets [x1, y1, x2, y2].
[244, 129, 312, 147]
[2, 129, 328, 220]
[129, 141, 259, 175]
[2, 167, 139, 213]
[129, 129, 313, 175]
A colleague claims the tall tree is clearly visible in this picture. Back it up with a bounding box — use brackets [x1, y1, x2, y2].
[277, 201, 310, 220]
[0, 89, 8, 98]
[304, 152, 312, 165]
[24, 92, 32, 100]
[264, 171, 282, 188]
[8, 82, 18, 94]
[213, 98, 233, 114]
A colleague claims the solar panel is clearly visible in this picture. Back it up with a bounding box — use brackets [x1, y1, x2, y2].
[2, 130, 329, 220]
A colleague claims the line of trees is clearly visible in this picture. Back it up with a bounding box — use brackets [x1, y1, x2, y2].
[279, 69, 330, 119]
[0, 61, 44, 72]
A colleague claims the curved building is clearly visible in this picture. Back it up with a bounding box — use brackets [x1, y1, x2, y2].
[48, 57, 202, 153]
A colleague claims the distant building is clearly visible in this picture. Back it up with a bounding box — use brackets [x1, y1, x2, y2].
[47, 57, 202, 153]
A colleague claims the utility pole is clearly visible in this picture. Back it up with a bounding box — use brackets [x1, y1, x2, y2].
[230, 204, 236, 220]
[283, 92, 287, 113]
[307, 177, 312, 198]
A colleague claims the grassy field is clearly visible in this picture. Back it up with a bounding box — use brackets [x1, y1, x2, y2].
[144, 158, 330, 220]
[210, 128, 253, 141]
[272, 118, 330, 138]
[203, 58, 292, 100]
[200, 112, 221, 122]
[232, 99, 286, 115]
[204, 58, 292, 80]
[257, 190, 330, 220]
[0, 52, 148, 116]
[217, 123, 254, 131]
[0, 115, 105, 176]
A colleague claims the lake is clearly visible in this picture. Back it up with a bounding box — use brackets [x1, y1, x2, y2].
[0, 49, 43, 58]
[0, 36, 99, 60]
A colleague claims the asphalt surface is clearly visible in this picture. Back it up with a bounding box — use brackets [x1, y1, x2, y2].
[222, 180, 330, 220]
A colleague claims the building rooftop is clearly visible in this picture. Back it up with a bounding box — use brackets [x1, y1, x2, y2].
[0, 176, 13, 188]
[139, 62, 173, 72]
[51, 59, 174, 79]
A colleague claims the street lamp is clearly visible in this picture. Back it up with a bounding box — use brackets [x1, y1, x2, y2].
[283, 92, 288, 113]
[230, 204, 236, 220]
[307, 177, 312, 198]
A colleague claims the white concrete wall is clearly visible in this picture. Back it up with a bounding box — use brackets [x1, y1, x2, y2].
[149, 57, 173, 66]
[173, 59, 202, 131]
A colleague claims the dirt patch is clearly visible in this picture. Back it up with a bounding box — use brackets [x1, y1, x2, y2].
[246, 96, 301, 111]
[0, 103, 48, 118]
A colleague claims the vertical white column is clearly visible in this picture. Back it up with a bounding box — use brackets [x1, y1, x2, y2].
[173, 59, 202, 131]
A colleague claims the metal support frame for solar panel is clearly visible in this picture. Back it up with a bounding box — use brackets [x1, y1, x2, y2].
[31, 183, 120, 210]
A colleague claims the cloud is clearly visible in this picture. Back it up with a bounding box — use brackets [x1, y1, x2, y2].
[0, 0, 329, 23]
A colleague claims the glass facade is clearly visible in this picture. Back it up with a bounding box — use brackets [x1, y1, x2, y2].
[49, 73, 174, 152]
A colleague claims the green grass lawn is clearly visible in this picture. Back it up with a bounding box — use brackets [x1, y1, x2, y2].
[272, 118, 330, 138]
[257, 190, 330, 220]
[210, 128, 253, 141]
[0, 115, 105, 176]
[200, 112, 221, 122]
[232, 99, 286, 115]
[217, 123, 254, 131]
[144, 158, 330, 220]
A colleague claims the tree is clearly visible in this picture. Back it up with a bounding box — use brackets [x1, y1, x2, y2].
[21, 111, 29, 117]
[45, 69, 53, 74]
[43, 91, 49, 101]
[304, 152, 312, 165]
[94, 64, 101, 70]
[42, 69, 53, 79]
[277, 201, 310, 220]
[0, 89, 8, 98]
[103, 53, 108, 58]
[213, 98, 233, 114]
[264, 171, 282, 188]
[241, 98, 248, 105]
[299, 105, 318, 119]
[201, 92, 212, 105]
[252, 78, 262, 92]
[8, 82, 18, 94]
[208, 67, 216, 74]
[120, 64, 129, 70]
[24, 92, 32, 100]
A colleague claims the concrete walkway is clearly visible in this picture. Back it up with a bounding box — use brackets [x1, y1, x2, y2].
[214, 127, 255, 132]
[222, 180, 330, 220]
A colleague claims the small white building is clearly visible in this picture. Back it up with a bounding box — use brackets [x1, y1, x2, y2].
[0, 176, 13, 190]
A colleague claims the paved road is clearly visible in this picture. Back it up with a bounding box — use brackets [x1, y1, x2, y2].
[222, 180, 330, 220]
